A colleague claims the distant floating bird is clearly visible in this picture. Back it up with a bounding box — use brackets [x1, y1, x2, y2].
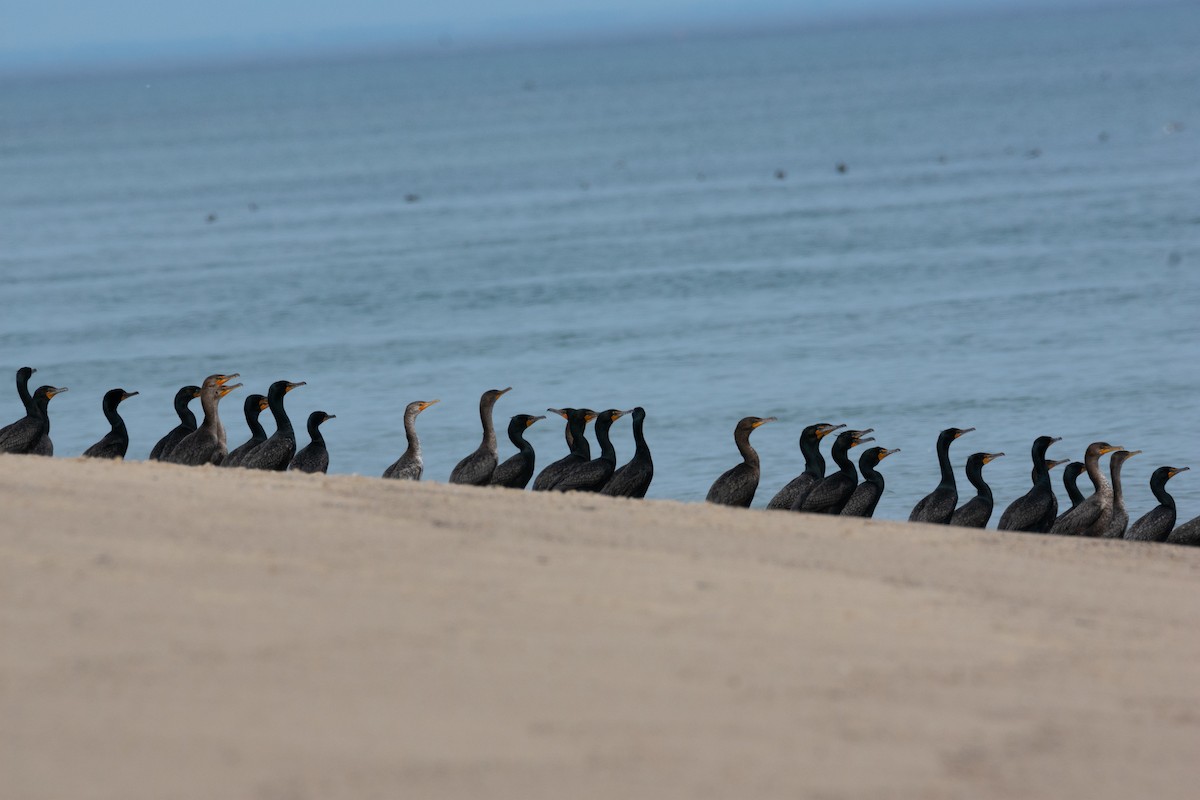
[600, 406, 654, 499]
[836, 162, 847, 173]
[167, 374, 240, 466]
[449, 387, 511, 486]
[798, 429, 875, 514]
[706, 416, 776, 508]
[997, 436, 1063, 533]
[765, 422, 844, 511]
[1049, 442, 1123, 536]
[0, 385, 67, 455]
[382, 400, 439, 481]
[554, 409, 627, 493]
[908, 427, 974, 525]
[950, 452, 1005, 529]
[289, 411, 335, 474]
[532, 408, 595, 491]
[1062, 461, 1087, 510]
[222, 394, 271, 468]
[1101, 449, 1140, 538]
[840, 446, 899, 519]
[148, 385, 202, 461]
[241, 380, 305, 471]
[1126, 466, 1189, 542]
[81, 388, 139, 459]
[489, 413, 545, 490]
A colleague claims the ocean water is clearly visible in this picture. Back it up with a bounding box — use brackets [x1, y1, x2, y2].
[2, 4, 1198, 524]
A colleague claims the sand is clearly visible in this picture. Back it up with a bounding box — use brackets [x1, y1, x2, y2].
[2, 455, 1199, 799]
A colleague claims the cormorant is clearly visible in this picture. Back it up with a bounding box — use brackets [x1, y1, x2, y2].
[289, 411, 335, 474]
[1166, 514, 1200, 547]
[554, 409, 627, 492]
[82, 388, 139, 459]
[798, 428, 875, 514]
[950, 452, 1005, 528]
[840, 446, 899, 518]
[765, 422, 845, 510]
[222, 394, 271, 468]
[1126, 466, 1189, 542]
[148, 385, 202, 461]
[1063, 461, 1087, 509]
[1048, 442, 1122, 536]
[705, 416, 777, 507]
[0, 385, 67, 454]
[531, 408, 596, 491]
[449, 387, 511, 486]
[240, 380, 306, 471]
[11, 367, 52, 455]
[997, 435, 1063, 533]
[1101, 449, 1140, 538]
[908, 427, 974, 524]
[601, 406, 654, 499]
[382, 400, 439, 481]
[488, 414, 545, 489]
[167, 374, 241, 466]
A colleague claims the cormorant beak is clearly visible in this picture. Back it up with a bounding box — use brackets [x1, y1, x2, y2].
[216, 373, 240, 386]
[325, 414, 337, 421]
[1050, 436, 1063, 443]
[192, 389, 202, 398]
[1125, 449, 1142, 458]
[623, 409, 637, 416]
[496, 387, 512, 396]
[818, 423, 847, 439]
[526, 415, 546, 427]
[853, 436, 875, 446]
[1169, 467, 1190, 478]
[218, 383, 243, 397]
[983, 452, 1005, 464]
[547, 408, 568, 419]
[47, 387, 68, 399]
[751, 417, 777, 428]
[879, 448, 900, 461]
[610, 410, 626, 422]
[955, 427, 976, 438]
[421, 400, 440, 411]
[1047, 459, 1069, 470]
[258, 398, 270, 411]
[1100, 445, 1123, 455]
[285, 381, 306, 393]
[122, 391, 139, 401]
[584, 412, 597, 423]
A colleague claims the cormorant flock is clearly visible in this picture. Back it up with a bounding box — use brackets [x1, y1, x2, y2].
[1, 366, 1196, 544]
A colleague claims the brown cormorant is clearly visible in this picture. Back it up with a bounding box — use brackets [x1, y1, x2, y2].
[1166, 514, 1200, 546]
[765, 422, 844, 510]
[1048, 442, 1122, 536]
[382, 400, 439, 480]
[488, 414, 545, 489]
[1127, 466, 1189, 542]
[705, 416, 776, 507]
[840, 446, 899, 518]
[950, 452, 1005, 528]
[240, 380, 306, 471]
[1101, 449, 1140, 538]
[908, 427, 974, 524]
[167, 374, 241, 466]
[449, 387, 511, 485]
[289, 411, 335, 474]
[600, 406, 654, 498]
[82, 388, 139, 459]
[798, 429, 874, 514]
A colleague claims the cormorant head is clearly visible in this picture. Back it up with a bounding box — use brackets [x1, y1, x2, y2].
[30, 385, 67, 408]
[309, 410, 335, 427]
[1085, 442, 1122, 459]
[735, 416, 776, 437]
[846, 428, 875, 447]
[940, 427, 975, 445]
[1109, 449, 1141, 469]
[627, 407, 647, 423]
[201, 373, 239, 389]
[244, 394, 268, 416]
[1045, 458, 1069, 471]
[580, 409, 598, 425]
[102, 388, 139, 410]
[482, 387, 511, 406]
[859, 446, 899, 469]
[801, 422, 845, 446]
[1032, 435, 1062, 459]
[1063, 461, 1085, 481]
[511, 413, 545, 430]
[16, 366, 35, 383]
[406, 399, 439, 417]
[268, 380, 305, 400]
[1156, 466, 1189, 483]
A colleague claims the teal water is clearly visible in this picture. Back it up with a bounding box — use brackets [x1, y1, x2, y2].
[2, 4, 1198, 523]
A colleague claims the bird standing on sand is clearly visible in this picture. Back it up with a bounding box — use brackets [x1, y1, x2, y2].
[1062, 461, 1087, 510]
[997, 436, 1063, 533]
[601, 406, 654, 499]
[1101, 449, 1140, 538]
[82, 388, 139, 459]
[0, 385, 68, 455]
[532, 408, 596, 491]
[706, 416, 776, 507]
[908, 427, 974, 524]
[167, 374, 241, 466]
[449, 387, 511, 485]
[1126, 466, 1189, 542]
[554, 409, 627, 492]
[840, 445, 899, 518]
[1166, 514, 1200, 546]
[1049, 442, 1123, 536]
[241, 380, 306, 471]
[950, 452, 1004, 528]
[223, 394, 271, 468]
[11, 367, 53, 455]
[148, 385, 202, 461]
[798, 428, 875, 514]
[489, 413, 545, 489]
[289, 411, 335, 474]
[383, 400, 439, 481]
[766, 422, 844, 510]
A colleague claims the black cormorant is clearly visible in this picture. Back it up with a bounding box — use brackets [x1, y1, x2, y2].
[765, 422, 844, 510]
[798, 428, 874, 514]
[601, 406, 654, 499]
[289, 411, 335, 474]
[908, 427, 974, 525]
[532, 408, 596, 491]
[82, 388, 139, 459]
[1126, 466, 1189, 542]
[1166, 514, 1200, 546]
[997, 435, 1063, 533]
[11, 366, 52, 455]
[1048, 442, 1122, 536]
[148, 385, 202, 461]
[449, 387, 511, 485]
[167, 374, 241, 466]
[1063, 461, 1087, 509]
[382, 400, 439, 481]
[0, 385, 67, 454]
[1101, 449, 1140, 538]
[222, 394, 271, 468]
[554, 409, 627, 492]
[705, 416, 777, 507]
[840, 446, 899, 518]
[240, 380, 306, 471]
[489, 414, 545, 489]
[950, 452, 1005, 528]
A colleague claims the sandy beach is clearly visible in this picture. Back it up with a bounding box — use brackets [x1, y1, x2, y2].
[3, 454, 1200, 799]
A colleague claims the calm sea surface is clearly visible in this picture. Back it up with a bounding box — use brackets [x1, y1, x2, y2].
[2, 5, 1198, 523]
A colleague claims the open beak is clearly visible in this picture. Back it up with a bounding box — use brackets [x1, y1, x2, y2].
[218, 383, 243, 397]
[258, 398, 270, 411]
[421, 400, 440, 411]
[818, 423, 847, 438]
[216, 373, 240, 386]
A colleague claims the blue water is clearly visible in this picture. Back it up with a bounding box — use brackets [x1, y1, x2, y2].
[2, 5, 1199, 523]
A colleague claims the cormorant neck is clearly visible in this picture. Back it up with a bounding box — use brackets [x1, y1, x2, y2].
[17, 372, 33, 411]
[859, 459, 883, 487]
[831, 439, 855, 475]
[103, 398, 127, 438]
[507, 420, 533, 455]
[632, 415, 649, 457]
[800, 431, 825, 478]
[596, 420, 616, 465]
[1150, 476, 1176, 509]
[308, 417, 326, 447]
[176, 395, 197, 428]
[246, 408, 267, 440]
[1083, 451, 1109, 494]
[479, 398, 497, 452]
[568, 418, 590, 459]
[269, 390, 293, 435]
[735, 428, 760, 469]
[936, 434, 956, 489]
[1110, 459, 1126, 499]
[1065, 472, 1085, 507]
[966, 462, 992, 501]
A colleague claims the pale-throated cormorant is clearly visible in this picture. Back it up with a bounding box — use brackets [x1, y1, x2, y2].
[449, 387, 511, 485]
[488, 414, 545, 489]
[0, 385, 67, 454]
[600, 406, 654, 498]
[1166, 514, 1200, 547]
[82, 388, 139, 459]
[1048, 442, 1122, 536]
[289, 411, 335, 474]
[798, 428, 874, 514]
[1101, 449, 1140, 538]
[908, 427, 974, 524]
[240, 380, 305, 471]
[167, 374, 241, 466]
[532, 408, 596, 491]
[705, 416, 777, 507]
[950, 452, 1005, 528]
[148, 385, 202, 461]
[997, 435, 1063, 533]
[554, 409, 627, 492]
[765, 422, 844, 510]
[222, 394, 270, 468]
[1063, 461, 1087, 509]
[11, 367, 52, 455]
[840, 446, 898, 518]
[1126, 466, 1189, 542]
[382, 400, 439, 481]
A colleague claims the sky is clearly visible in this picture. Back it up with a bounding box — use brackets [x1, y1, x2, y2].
[1, 0, 1128, 74]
